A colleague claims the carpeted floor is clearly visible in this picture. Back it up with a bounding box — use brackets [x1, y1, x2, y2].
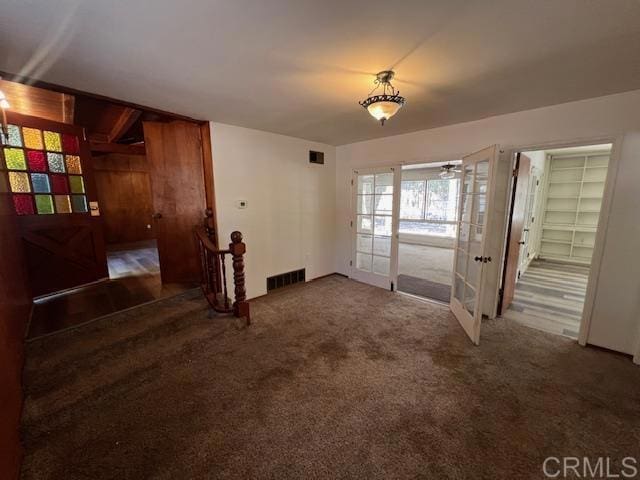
[21, 275, 640, 479]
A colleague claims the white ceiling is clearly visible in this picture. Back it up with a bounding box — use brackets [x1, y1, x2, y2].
[1, 0, 640, 145]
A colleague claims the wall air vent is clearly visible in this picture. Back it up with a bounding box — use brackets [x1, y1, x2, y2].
[267, 268, 306, 292]
[309, 151, 324, 164]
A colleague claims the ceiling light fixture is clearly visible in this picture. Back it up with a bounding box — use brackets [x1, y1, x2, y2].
[359, 70, 405, 126]
[440, 163, 461, 179]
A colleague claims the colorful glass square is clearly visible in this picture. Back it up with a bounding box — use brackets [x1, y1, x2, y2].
[62, 134, 79, 154]
[31, 173, 51, 193]
[50, 174, 69, 194]
[44, 131, 62, 152]
[65, 155, 82, 174]
[4, 148, 26, 170]
[1, 125, 22, 147]
[35, 195, 54, 214]
[8, 171, 30, 192]
[13, 194, 34, 215]
[69, 175, 85, 193]
[54, 195, 72, 214]
[71, 195, 88, 213]
[47, 153, 65, 172]
[27, 151, 47, 171]
[22, 127, 43, 150]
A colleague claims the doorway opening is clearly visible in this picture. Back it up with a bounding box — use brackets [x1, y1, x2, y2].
[499, 143, 612, 339]
[0, 78, 213, 338]
[396, 161, 461, 303]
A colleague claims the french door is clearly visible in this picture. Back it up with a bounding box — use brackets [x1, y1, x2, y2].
[351, 166, 400, 289]
[450, 145, 499, 344]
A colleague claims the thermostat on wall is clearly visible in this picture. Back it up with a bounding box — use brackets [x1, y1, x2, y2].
[236, 200, 248, 209]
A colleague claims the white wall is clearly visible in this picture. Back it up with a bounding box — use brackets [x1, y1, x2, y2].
[336, 89, 640, 356]
[210, 123, 336, 300]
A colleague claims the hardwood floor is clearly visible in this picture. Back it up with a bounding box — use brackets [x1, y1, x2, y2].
[28, 240, 195, 339]
[107, 240, 161, 279]
[503, 259, 590, 338]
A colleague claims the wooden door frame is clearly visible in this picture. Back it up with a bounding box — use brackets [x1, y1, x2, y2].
[496, 135, 621, 349]
[497, 152, 530, 315]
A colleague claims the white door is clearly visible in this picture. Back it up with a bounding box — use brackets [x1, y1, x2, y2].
[351, 167, 400, 290]
[450, 146, 499, 344]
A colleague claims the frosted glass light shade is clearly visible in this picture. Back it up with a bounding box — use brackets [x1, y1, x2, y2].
[440, 170, 455, 179]
[366, 101, 402, 122]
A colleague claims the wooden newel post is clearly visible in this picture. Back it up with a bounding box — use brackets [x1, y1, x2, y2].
[229, 231, 250, 324]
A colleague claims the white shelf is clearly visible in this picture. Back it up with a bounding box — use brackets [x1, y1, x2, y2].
[538, 151, 609, 265]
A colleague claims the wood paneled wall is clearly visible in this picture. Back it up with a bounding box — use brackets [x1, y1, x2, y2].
[93, 153, 155, 245]
[0, 79, 74, 124]
[0, 171, 32, 479]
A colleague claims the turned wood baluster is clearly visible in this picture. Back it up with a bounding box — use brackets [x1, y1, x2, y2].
[229, 231, 250, 324]
[220, 252, 230, 310]
[203, 209, 222, 294]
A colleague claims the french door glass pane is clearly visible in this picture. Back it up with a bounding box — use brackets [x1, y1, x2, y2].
[454, 275, 465, 302]
[357, 215, 373, 234]
[374, 216, 392, 236]
[374, 173, 393, 194]
[374, 194, 392, 214]
[455, 249, 468, 278]
[357, 252, 372, 271]
[357, 195, 373, 214]
[358, 175, 374, 194]
[464, 284, 476, 315]
[357, 234, 373, 253]
[462, 165, 474, 194]
[373, 256, 390, 275]
[471, 193, 486, 225]
[373, 235, 391, 256]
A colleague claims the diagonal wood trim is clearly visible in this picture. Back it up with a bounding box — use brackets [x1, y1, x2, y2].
[23, 231, 95, 269]
[109, 107, 142, 142]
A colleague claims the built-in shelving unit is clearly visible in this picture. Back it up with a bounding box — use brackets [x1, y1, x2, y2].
[539, 151, 609, 265]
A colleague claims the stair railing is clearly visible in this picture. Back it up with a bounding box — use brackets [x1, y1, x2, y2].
[194, 210, 250, 324]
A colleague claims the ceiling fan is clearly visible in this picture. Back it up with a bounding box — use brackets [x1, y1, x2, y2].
[439, 163, 461, 179]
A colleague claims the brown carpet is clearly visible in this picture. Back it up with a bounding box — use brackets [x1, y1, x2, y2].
[21, 275, 640, 479]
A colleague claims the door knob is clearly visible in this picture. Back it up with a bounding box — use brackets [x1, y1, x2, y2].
[474, 256, 483, 262]
[518, 241, 525, 245]
[152, 213, 163, 219]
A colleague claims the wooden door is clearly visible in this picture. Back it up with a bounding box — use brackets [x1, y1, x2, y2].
[143, 121, 207, 283]
[501, 153, 531, 312]
[450, 145, 499, 345]
[0, 111, 108, 297]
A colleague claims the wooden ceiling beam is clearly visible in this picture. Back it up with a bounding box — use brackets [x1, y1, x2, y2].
[108, 107, 142, 142]
[89, 141, 145, 156]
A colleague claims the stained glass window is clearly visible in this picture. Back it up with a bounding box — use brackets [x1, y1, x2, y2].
[50, 174, 69, 194]
[62, 134, 79, 154]
[31, 173, 51, 193]
[54, 195, 72, 214]
[71, 195, 88, 213]
[1, 125, 23, 147]
[13, 194, 35, 215]
[44, 131, 62, 152]
[4, 148, 26, 170]
[27, 151, 47, 171]
[69, 175, 85, 194]
[9, 171, 31, 192]
[2, 123, 88, 216]
[23, 127, 43, 150]
[35, 195, 54, 214]
[47, 152, 65, 172]
[65, 155, 82, 174]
